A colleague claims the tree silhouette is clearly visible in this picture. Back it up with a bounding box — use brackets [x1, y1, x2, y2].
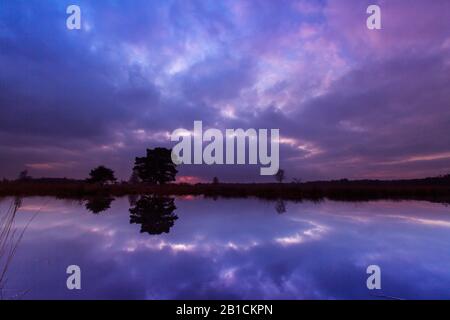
[85, 196, 115, 214]
[18, 170, 31, 181]
[88, 166, 117, 184]
[212, 177, 219, 184]
[275, 169, 285, 183]
[129, 195, 178, 235]
[133, 148, 177, 185]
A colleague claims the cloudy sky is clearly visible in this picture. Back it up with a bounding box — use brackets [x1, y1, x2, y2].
[0, 0, 449, 182]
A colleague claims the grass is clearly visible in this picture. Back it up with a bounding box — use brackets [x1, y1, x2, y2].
[0, 200, 26, 299]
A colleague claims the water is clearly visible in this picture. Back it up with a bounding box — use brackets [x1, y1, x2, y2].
[1, 196, 450, 300]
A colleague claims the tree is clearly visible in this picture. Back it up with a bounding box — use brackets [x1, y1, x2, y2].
[133, 148, 178, 185]
[275, 169, 285, 183]
[212, 177, 219, 184]
[88, 166, 117, 184]
[18, 170, 31, 181]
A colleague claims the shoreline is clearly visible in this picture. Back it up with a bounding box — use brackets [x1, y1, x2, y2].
[1, 180, 450, 204]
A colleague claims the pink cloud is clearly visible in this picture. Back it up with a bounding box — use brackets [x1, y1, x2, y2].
[176, 175, 206, 184]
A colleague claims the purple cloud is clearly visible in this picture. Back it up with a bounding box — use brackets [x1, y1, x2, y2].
[0, 0, 448, 181]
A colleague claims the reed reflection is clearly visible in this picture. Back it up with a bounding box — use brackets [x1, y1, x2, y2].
[0, 198, 27, 299]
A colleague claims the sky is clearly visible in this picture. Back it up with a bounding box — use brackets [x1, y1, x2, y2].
[0, 0, 449, 182]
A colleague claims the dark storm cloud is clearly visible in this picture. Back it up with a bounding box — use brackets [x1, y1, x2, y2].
[0, 0, 448, 180]
[290, 52, 450, 179]
[0, 1, 156, 139]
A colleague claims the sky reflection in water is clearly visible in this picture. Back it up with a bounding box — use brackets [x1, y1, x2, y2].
[1, 197, 450, 300]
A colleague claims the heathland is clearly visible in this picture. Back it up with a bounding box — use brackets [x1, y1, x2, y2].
[1, 175, 450, 204]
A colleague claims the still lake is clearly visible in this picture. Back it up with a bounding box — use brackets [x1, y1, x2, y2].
[1, 196, 450, 300]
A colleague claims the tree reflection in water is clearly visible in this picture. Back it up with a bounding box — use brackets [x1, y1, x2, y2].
[127, 194, 139, 207]
[85, 196, 115, 214]
[275, 199, 287, 214]
[129, 196, 178, 235]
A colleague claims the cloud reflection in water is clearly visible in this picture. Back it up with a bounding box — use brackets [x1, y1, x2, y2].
[1, 197, 450, 300]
